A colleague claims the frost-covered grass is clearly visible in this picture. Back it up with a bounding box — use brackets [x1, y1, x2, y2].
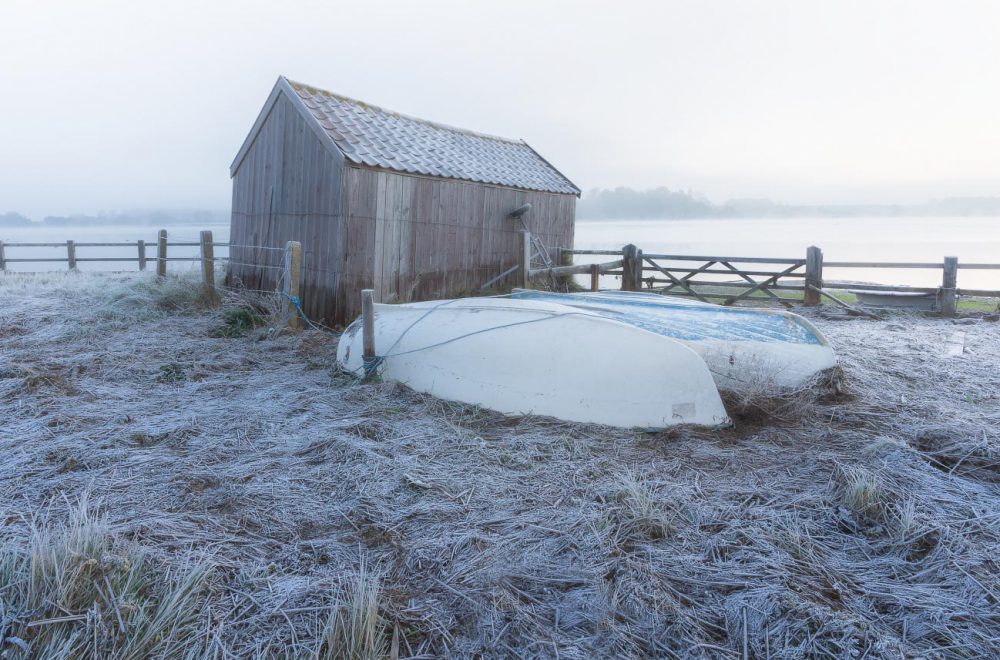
[0, 496, 213, 659]
[2, 271, 1000, 657]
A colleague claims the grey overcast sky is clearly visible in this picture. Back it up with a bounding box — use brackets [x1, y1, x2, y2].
[2, 0, 999, 218]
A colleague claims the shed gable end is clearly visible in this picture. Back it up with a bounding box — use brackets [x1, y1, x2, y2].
[230, 77, 346, 178]
[229, 91, 346, 323]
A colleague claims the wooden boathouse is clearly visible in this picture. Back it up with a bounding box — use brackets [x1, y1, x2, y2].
[228, 76, 580, 325]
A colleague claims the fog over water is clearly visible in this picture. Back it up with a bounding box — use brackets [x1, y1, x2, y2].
[574, 216, 1000, 290]
[2, 1, 1000, 220]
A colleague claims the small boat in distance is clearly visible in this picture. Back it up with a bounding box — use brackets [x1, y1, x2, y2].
[337, 297, 730, 429]
[510, 290, 837, 390]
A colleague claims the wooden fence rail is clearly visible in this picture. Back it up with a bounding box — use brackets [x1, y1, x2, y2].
[0, 231, 229, 274]
[524, 238, 1000, 317]
[528, 259, 623, 279]
[1, 230, 305, 330]
[0, 229, 230, 307]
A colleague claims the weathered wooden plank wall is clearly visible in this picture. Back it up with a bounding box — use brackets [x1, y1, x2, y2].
[334, 166, 575, 321]
[229, 94, 345, 323]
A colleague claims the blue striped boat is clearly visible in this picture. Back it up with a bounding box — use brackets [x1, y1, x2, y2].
[510, 290, 837, 389]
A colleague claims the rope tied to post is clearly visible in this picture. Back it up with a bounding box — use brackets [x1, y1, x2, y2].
[362, 355, 383, 378]
[280, 292, 339, 334]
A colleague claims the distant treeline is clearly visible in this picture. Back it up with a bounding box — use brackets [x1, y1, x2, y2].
[577, 187, 1000, 219]
[0, 212, 33, 227]
[0, 209, 229, 227]
[4, 192, 999, 227]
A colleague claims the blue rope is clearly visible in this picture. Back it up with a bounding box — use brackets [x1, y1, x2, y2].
[362, 355, 383, 378]
[378, 310, 593, 359]
[281, 292, 340, 334]
[379, 298, 464, 357]
[301, 292, 570, 378]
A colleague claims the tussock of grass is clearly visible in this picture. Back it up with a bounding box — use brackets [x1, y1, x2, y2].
[318, 560, 393, 660]
[215, 308, 267, 338]
[0, 496, 212, 659]
[890, 499, 918, 543]
[837, 464, 889, 523]
[605, 470, 675, 541]
[721, 367, 842, 425]
[212, 281, 285, 338]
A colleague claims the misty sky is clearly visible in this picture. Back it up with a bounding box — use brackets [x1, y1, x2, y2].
[2, 0, 999, 219]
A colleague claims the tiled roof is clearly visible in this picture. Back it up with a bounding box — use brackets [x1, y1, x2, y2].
[285, 78, 580, 195]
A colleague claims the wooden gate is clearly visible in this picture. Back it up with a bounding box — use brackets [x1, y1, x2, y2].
[638, 252, 808, 308]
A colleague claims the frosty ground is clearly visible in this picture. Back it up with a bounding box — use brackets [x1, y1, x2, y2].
[1, 272, 999, 658]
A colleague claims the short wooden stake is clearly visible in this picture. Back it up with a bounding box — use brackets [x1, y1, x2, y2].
[590, 263, 600, 292]
[284, 240, 303, 329]
[804, 245, 823, 306]
[941, 256, 958, 317]
[66, 240, 76, 270]
[0, 240, 6, 272]
[518, 229, 531, 288]
[200, 230, 216, 300]
[361, 288, 376, 377]
[137, 240, 146, 271]
[621, 245, 632, 291]
[156, 229, 167, 277]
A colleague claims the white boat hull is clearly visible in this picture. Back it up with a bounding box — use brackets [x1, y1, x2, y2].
[511, 290, 837, 390]
[337, 298, 730, 429]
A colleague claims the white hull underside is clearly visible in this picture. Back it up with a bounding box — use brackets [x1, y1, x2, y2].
[337, 298, 730, 429]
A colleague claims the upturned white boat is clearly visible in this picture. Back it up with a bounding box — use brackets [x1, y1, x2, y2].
[511, 290, 837, 390]
[337, 297, 730, 429]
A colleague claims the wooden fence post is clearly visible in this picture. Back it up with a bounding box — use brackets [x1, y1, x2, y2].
[621, 245, 633, 291]
[941, 256, 958, 317]
[517, 229, 531, 288]
[590, 263, 600, 292]
[137, 240, 146, 271]
[361, 288, 376, 377]
[805, 245, 823, 306]
[200, 230, 216, 300]
[283, 240, 303, 329]
[0, 240, 5, 272]
[66, 240, 76, 270]
[156, 229, 167, 277]
[622, 244, 642, 291]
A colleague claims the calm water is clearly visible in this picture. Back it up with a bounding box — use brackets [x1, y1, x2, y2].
[575, 216, 1000, 290]
[3, 216, 999, 290]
